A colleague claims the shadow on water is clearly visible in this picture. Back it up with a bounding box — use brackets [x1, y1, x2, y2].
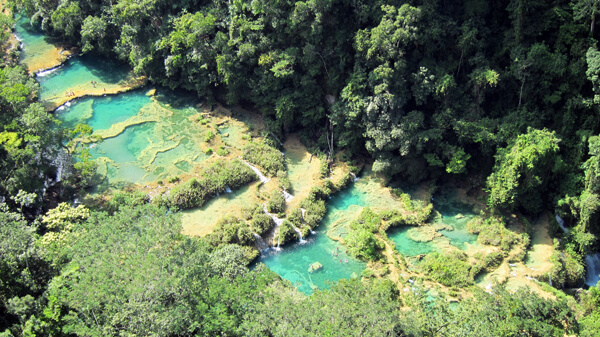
[431, 188, 478, 250]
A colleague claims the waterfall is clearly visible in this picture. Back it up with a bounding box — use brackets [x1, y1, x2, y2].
[36, 64, 63, 77]
[555, 214, 569, 233]
[241, 159, 270, 183]
[585, 253, 600, 287]
[350, 172, 359, 182]
[253, 233, 269, 253]
[290, 224, 306, 243]
[225, 186, 232, 193]
[263, 205, 284, 250]
[282, 190, 294, 202]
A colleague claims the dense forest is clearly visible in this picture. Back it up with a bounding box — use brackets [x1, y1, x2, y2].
[1, 0, 600, 335]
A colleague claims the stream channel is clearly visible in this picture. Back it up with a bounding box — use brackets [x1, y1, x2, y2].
[19, 16, 484, 294]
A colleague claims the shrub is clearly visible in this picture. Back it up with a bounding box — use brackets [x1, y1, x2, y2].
[350, 207, 382, 233]
[204, 130, 215, 142]
[278, 220, 298, 245]
[300, 198, 327, 228]
[242, 141, 285, 176]
[169, 159, 257, 210]
[267, 190, 285, 213]
[346, 228, 384, 261]
[277, 170, 291, 191]
[251, 213, 274, 235]
[419, 252, 474, 287]
[319, 157, 330, 178]
[216, 146, 229, 156]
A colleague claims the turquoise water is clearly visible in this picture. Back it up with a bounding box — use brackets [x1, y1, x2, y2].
[388, 226, 435, 256]
[56, 90, 149, 129]
[432, 189, 478, 249]
[257, 182, 369, 294]
[13, 14, 60, 70]
[54, 87, 210, 187]
[38, 55, 133, 103]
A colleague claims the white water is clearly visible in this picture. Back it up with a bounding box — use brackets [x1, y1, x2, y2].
[282, 190, 294, 202]
[253, 233, 270, 253]
[241, 159, 270, 183]
[350, 172, 359, 182]
[225, 186, 232, 193]
[555, 214, 569, 233]
[263, 205, 284, 250]
[36, 65, 62, 77]
[585, 253, 600, 287]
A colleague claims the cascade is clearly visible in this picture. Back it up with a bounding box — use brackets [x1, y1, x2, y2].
[555, 214, 569, 233]
[585, 253, 600, 287]
[253, 233, 269, 253]
[282, 190, 294, 202]
[36, 65, 63, 77]
[263, 205, 284, 250]
[241, 159, 270, 183]
[225, 186, 232, 193]
[350, 172, 359, 182]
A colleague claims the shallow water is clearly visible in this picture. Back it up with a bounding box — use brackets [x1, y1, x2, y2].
[430, 189, 478, 249]
[258, 172, 405, 294]
[55, 88, 214, 188]
[13, 14, 67, 72]
[38, 55, 140, 109]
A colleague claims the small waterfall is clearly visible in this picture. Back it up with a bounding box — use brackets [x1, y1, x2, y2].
[225, 186, 232, 193]
[350, 172, 359, 182]
[36, 64, 63, 77]
[290, 223, 306, 243]
[263, 205, 284, 250]
[555, 214, 569, 233]
[585, 253, 600, 287]
[241, 159, 270, 183]
[253, 233, 269, 253]
[282, 190, 294, 202]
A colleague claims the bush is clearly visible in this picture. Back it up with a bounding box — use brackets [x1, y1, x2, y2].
[419, 252, 474, 287]
[267, 190, 285, 213]
[204, 130, 215, 142]
[251, 213, 274, 235]
[278, 220, 298, 245]
[216, 146, 229, 156]
[346, 227, 384, 261]
[242, 141, 285, 177]
[350, 207, 381, 233]
[106, 191, 149, 213]
[468, 216, 528, 253]
[277, 170, 291, 192]
[319, 157, 330, 178]
[300, 198, 327, 228]
[169, 159, 257, 210]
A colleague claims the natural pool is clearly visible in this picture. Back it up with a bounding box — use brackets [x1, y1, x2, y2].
[13, 13, 69, 72]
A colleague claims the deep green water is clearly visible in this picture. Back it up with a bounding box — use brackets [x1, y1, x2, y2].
[13, 14, 58, 70]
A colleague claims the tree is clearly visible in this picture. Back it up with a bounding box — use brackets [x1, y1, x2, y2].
[487, 128, 560, 213]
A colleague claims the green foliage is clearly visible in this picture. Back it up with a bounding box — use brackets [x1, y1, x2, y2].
[266, 190, 285, 213]
[250, 213, 273, 236]
[242, 141, 285, 177]
[487, 128, 560, 213]
[467, 216, 528, 255]
[419, 252, 474, 287]
[278, 220, 298, 245]
[168, 159, 256, 210]
[346, 208, 385, 261]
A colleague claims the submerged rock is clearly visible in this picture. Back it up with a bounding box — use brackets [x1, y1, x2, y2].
[308, 262, 323, 273]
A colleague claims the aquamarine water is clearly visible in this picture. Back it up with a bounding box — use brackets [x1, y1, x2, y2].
[56, 90, 149, 129]
[54, 87, 210, 187]
[257, 183, 368, 294]
[388, 226, 436, 256]
[38, 55, 134, 103]
[431, 189, 478, 249]
[13, 14, 63, 72]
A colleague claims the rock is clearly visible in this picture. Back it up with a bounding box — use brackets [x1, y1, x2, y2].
[146, 88, 156, 96]
[308, 261, 323, 273]
[455, 213, 465, 219]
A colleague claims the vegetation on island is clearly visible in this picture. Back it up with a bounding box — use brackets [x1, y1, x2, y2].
[2, 0, 600, 335]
